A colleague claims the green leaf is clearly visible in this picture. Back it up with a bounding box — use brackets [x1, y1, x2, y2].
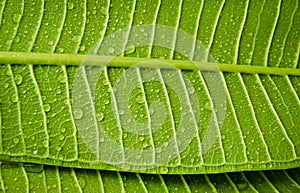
[0, 162, 299, 192]
[0, 0, 299, 191]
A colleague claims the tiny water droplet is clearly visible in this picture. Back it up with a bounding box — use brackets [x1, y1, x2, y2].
[108, 47, 115, 54]
[97, 112, 104, 121]
[11, 94, 18, 103]
[204, 102, 212, 111]
[67, 2, 74, 10]
[15, 74, 23, 85]
[12, 13, 21, 23]
[58, 74, 66, 83]
[72, 35, 81, 43]
[79, 45, 86, 52]
[159, 167, 168, 174]
[73, 107, 83, 119]
[139, 135, 145, 141]
[188, 87, 195, 94]
[125, 43, 135, 54]
[44, 103, 51, 112]
[60, 127, 66, 133]
[100, 7, 107, 15]
[48, 41, 54, 46]
[13, 137, 19, 144]
[56, 88, 62, 94]
[4, 83, 9, 88]
[57, 48, 64, 53]
[136, 93, 144, 103]
[59, 135, 65, 140]
[33, 150, 37, 155]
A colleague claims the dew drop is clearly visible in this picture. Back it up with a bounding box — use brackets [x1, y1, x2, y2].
[60, 127, 66, 133]
[97, 112, 104, 121]
[73, 107, 83, 119]
[139, 135, 145, 141]
[79, 45, 86, 52]
[108, 47, 115, 54]
[57, 48, 64, 53]
[13, 137, 19, 144]
[56, 88, 62, 94]
[67, 2, 74, 10]
[44, 103, 51, 112]
[11, 94, 18, 103]
[33, 150, 37, 155]
[204, 102, 212, 111]
[58, 73, 66, 83]
[59, 135, 65, 140]
[100, 7, 107, 15]
[125, 43, 135, 55]
[159, 167, 168, 174]
[4, 83, 9, 88]
[72, 35, 81, 43]
[15, 74, 23, 85]
[12, 13, 21, 23]
[136, 93, 144, 103]
[48, 41, 54, 46]
[188, 87, 195, 94]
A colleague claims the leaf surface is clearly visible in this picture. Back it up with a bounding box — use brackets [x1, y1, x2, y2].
[0, 0, 299, 191]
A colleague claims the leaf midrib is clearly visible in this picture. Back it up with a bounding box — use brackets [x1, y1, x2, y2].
[1, 51, 299, 76]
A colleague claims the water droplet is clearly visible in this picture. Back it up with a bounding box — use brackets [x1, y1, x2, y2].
[33, 150, 37, 155]
[44, 103, 51, 112]
[139, 135, 145, 141]
[60, 127, 66, 133]
[58, 73, 66, 83]
[14, 36, 20, 43]
[13, 137, 19, 144]
[159, 167, 168, 174]
[73, 107, 83, 119]
[11, 94, 18, 103]
[125, 43, 135, 54]
[204, 102, 212, 111]
[136, 93, 144, 103]
[48, 41, 54, 46]
[72, 35, 81, 43]
[59, 135, 65, 140]
[79, 45, 86, 52]
[100, 7, 107, 15]
[4, 83, 9, 88]
[57, 48, 64, 53]
[108, 47, 115, 54]
[56, 88, 62, 94]
[97, 112, 104, 121]
[15, 74, 23, 85]
[104, 99, 110, 104]
[55, 146, 62, 151]
[188, 87, 195, 94]
[67, 2, 74, 10]
[12, 13, 21, 23]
